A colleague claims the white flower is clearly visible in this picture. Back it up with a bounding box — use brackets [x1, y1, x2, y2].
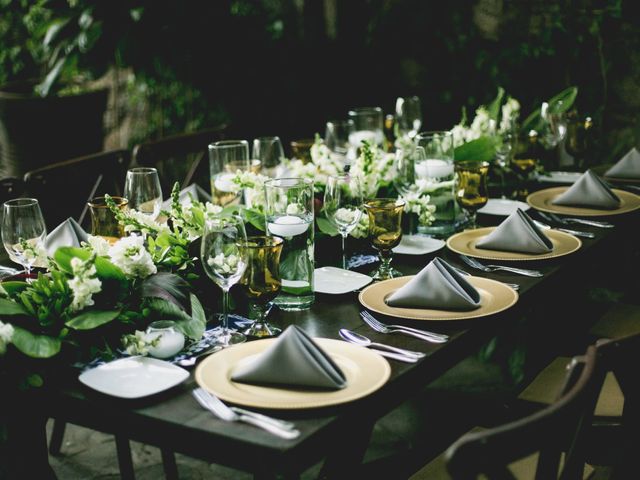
[207, 252, 240, 274]
[108, 235, 157, 279]
[85, 235, 111, 256]
[286, 203, 304, 215]
[400, 192, 437, 226]
[123, 209, 170, 236]
[68, 256, 102, 312]
[499, 97, 520, 133]
[122, 330, 156, 356]
[204, 202, 223, 218]
[0, 320, 14, 355]
[349, 213, 370, 239]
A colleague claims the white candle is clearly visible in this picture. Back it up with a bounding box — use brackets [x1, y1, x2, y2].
[415, 159, 454, 180]
[349, 130, 383, 147]
[267, 215, 309, 237]
[213, 173, 236, 193]
[146, 327, 185, 359]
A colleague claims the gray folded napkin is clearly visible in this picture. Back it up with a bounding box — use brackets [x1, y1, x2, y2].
[551, 169, 620, 209]
[231, 325, 347, 390]
[604, 147, 640, 179]
[476, 208, 553, 254]
[386, 257, 481, 311]
[161, 184, 212, 210]
[45, 217, 89, 256]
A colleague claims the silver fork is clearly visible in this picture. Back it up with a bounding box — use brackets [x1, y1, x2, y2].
[541, 211, 613, 229]
[459, 254, 543, 278]
[192, 388, 300, 439]
[360, 311, 448, 343]
[532, 219, 595, 239]
[452, 266, 520, 291]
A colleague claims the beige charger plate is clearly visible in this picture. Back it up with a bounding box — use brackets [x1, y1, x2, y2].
[446, 227, 581, 261]
[526, 187, 640, 216]
[195, 338, 390, 410]
[359, 276, 518, 321]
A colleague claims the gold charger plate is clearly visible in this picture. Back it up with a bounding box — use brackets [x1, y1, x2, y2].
[446, 227, 581, 261]
[526, 187, 640, 216]
[195, 338, 391, 410]
[359, 276, 518, 321]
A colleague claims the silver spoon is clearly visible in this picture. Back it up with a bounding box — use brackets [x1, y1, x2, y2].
[339, 329, 426, 358]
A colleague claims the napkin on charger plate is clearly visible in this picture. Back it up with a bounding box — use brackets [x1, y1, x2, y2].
[161, 183, 212, 210]
[604, 147, 640, 180]
[476, 208, 553, 254]
[386, 257, 481, 311]
[551, 169, 620, 209]
[231, 325, 347, 390]
[45, 217, 89, 256]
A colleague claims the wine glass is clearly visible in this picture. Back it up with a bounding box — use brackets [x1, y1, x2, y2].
[364, 198, 405, 281]
[395, 96, 422, 139]
[240, 235, 283, 337]
[511, 130, 541, 200]
[252, 136, 284, 177]
[348, 107, 384, 148]
[325, 119, 355, 167]
[541, 101, 568, 149]
[2, 198, 47, 275]
[123, 167, 163, 220]
[494, 130, 516, 198]
[323, 174, 363, 270]
[455, 161, 489, 229]
[200, 214, 248, 347]
[208, 140, 250, 206]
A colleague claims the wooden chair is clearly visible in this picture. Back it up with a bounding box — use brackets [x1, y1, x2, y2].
[23, 149, 131, 231]
[131, 125, 228, 194]
[411, 345, 602, 479]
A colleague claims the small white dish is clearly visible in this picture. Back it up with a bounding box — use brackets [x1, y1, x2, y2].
[392, 235, 445, 255]
[536, 171, 583, 184]
[314, 267, 373, 294]
[79, 356, 189, 399]
[478, 198, 531, 216]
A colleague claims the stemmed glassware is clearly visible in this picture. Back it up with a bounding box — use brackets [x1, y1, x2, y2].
[2, 198, 47, 275]
[455, 161, 489, 229]
[209, 140, 250, 206]
[200, 214, 248, 347]
[323, 174, 363, 270]
[541, 101, 568, 149]
[494, 130, 516, 198]
[395, 96, 422, 139]
[123, 167, 163, 221]
[325, 119, 355, 168]
[240, 236, 283, 337]
[511, 130, 541, 200]
[364, 198, 405, 281]
[252, 136, 284, 177]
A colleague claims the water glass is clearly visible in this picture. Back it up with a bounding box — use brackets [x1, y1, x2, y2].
[1, 198, 47, 274]
[264, 178, 315, 310]
[200, 214, 247, 347]
[240, 236, 283, 337]
[323, 174, 363, 270]
[208, 140, 250, 206]
[455, 161, 489, 229]
[325, 119, 355, 164]
[541, 101, 568, 149]
[395, 96, 422, 139]
[393, 144, 428, 196]
[364, 198, 405, 281]
[252, 136, 284, 177]
[123, 167, 163, 220]
[348, 107, 384, 148]
[87, 196, 128, 244]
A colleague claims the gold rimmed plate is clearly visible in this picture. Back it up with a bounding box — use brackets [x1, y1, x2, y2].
[195, 338, 391, 410]
[526, 187, 640, 216]
[446, 227, 581, 261]
[358, 276, 518, 321]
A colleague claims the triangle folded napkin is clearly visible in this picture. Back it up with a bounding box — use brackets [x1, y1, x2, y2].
[386, 257, 481, 311]
[45, 217, 89, 256]
[161, 184, 212, 210]
[231, 325, 347, 390]
[551, 169, 620, 209]
[604, 147, 640, 179]
[476, 208, 553, 254]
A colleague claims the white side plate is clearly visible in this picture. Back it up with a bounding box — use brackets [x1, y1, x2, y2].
[314, 267, 373, 294]
[79, 356, 189, 399]
[478, 198, 531, 216]
[392, 235, 445, 255]
[536, 171, 583, 184]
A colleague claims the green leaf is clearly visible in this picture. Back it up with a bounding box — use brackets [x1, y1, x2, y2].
[242, 207, 266, 232]
[486, 86, 505, 121]
[66, 309, 121, 330]
[0, 280, 29, 297]
[140, 272, 188, 306]
[54, 247, 126, 282]
[147, 298, 192, 321]
[148, 297, 203, 341]
[454, 136, 498, 162]
[11, 326, 61, 358]
[0, 297, 28, 316]
[316, 216, 338, 236]
[521, 86, 578, 133]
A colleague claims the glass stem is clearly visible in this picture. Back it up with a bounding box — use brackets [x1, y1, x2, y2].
[221, 288, 229, 336]
[341, 233, 347, 270]
[379, 249, 392, 274]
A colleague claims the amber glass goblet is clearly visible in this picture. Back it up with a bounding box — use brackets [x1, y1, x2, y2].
[240, 236, 284, 338]
[87, 196, 128, 245]
[455, 161, 489, 230]
[364, 198, 405, 281]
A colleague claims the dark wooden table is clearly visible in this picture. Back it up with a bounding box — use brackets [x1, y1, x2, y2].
[6, 196, 639, 479]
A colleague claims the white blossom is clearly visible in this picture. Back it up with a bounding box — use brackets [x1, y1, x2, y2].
[85, 235, 111, 256]
[0, 321, 14, 355]
[499, 97, 520, 133]
[122, 330, 157, 356]
[207, 253, 240, 275]
[108, 235, 157, 279]
[68, 256, 102, 312]
[400, 192, 437, 227]
[123, 209, 170, 236]
[349, 213, 370, 239]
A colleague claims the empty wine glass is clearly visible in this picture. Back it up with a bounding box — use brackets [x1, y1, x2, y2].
[209, 140, 250, 206]
[2, 198, 47, 275]
[323, 174, 363, 270]
[124, 167, 163, 220]
[395, 96, 422, 139]
[541, 101, 568, 149]
[201, 214, 248, 347]
[325, 119, 355, 168]
[494, 130, 516, 198]
[252, 136, 285, 177]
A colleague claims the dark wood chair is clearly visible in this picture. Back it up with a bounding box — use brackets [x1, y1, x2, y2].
[131, 125, 228, 195]
[443, 345, 602, 479]
[23, 149, 131, 231]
